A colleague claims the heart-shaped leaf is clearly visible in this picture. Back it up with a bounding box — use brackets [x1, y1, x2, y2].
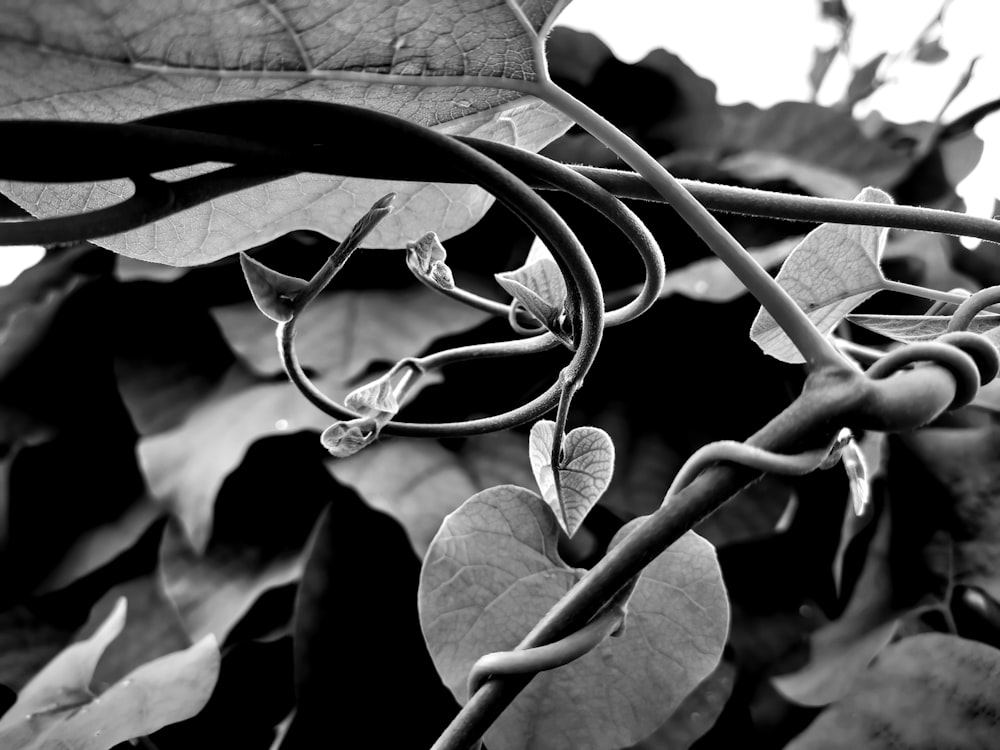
[0, 0, 572, 263]
[496, 241, 570, 342]
[786, 634, 1000, 749]
[418, 485, 729, 750]
[529, 419, 615, 537]
[750, 186, 893, 363]
[848, 312, 1000, 347]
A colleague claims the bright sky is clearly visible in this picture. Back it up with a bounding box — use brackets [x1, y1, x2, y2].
[556, 0, 1000, 227]
[2, 1, 998, 284]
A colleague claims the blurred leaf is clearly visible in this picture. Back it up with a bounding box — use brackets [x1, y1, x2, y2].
[786, 634, 1000, 749]
[808, 46, 838, 99]
[419, 486, 728, 750]
[750, 186, 893, 363]
[915, 36, 948, 63]
[660, 237, 802, 303]
[289, 490, 457, 749]
[33, 496, 162, 595]
[0, 1, 573, 261]
[720, 152, 863, 199]
[159, 437, 326, 644]
[529, 420, 615, 538]
[211, 287, 490, 379]
[901, 425, 1000, 600]
[626, 659, 736, 750]
[843, 52, 887, 110]
[773, 505, 899, 706]
[326, 431, 533, 556]
[0, 599, 125, 735]
[545, 28, 614, 88]
[0, 606, 78, 693]
[722, 102, 911, 188]
[0, 245, 104, 383]
[821, 0, 851, 25]
[76, 579, 190, 689]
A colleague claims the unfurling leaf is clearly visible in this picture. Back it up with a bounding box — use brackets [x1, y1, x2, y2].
[406, 232, 456, 291]
[239, 254, 307, 323]
[786, 634, 1000, 749]
[324, 360, 423, 458]
[842, 439, 870, 516]
[750, 186, 894, 363]
[528, 420, 614, 537]
[496, 242, 571, 345]
[419, 486, 728, 750]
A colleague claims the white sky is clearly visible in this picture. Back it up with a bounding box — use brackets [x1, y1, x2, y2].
[556, 0, 1000, 225]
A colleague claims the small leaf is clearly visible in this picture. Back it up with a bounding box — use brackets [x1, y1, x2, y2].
[324, 360, 424, 458]
[406, 232, 455, 291]
[843, 52, 887, 109]
[238, 254, 307, 323]
[496, 242, 570, 344]
[848, 312, 1000, 348]
[842, 439, 870, 516]
[915, 36, 949, 63]
[419, 486, 728, 750]
[786, 634, 1000, 749]
[750, 186, 894, 363]
[528, 420, 615, 537]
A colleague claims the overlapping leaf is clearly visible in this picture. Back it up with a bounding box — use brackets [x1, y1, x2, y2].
[0, 599, 219, 749]
[0, 0, 573, 263]
[327, 431, 533, 556]
[786, 634, 1000, 749]
[419, 486, 728, 750]
[750, 186, 893, 363]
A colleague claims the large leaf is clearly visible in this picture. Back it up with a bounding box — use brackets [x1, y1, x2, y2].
[0, 1, 573, 263]
[327, 431, 534, 556]
[419, 485, 728, 750]
[786, 634, 1000, 749]
[750, 186, 893, 363]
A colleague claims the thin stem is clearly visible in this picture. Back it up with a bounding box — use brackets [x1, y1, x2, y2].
[535, 81, 847, 371]
[880, 278, 1000, 314]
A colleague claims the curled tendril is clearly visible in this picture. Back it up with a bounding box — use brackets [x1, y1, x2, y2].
[865, 331, 998, 410]
[661, 435, 841, 508]
[262, 103, 605, 438]
[507, 300, 548, 336]
[466, 603, 625, 700]
[946, 284, 1000, 333]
